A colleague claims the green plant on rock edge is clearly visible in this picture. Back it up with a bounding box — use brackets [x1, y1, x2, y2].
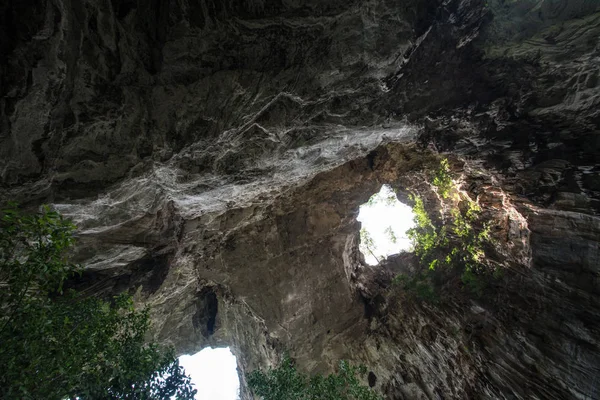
[431, 158, 453, 199]
[247, 355, 382, 400]
[392, 272, 438, 303]
[395, 159, 497, 300]
[406, 194, 448, 271]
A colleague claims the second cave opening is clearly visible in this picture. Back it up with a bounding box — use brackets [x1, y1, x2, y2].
[178, 347, 240, 400]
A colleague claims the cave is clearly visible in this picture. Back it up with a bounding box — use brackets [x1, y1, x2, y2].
[1, 0, 599, 398]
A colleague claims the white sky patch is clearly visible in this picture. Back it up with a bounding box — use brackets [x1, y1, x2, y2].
[357, 185, 416, 265]
[179, 347, 240, 400]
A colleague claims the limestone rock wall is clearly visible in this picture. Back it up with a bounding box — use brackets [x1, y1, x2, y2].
[1, 0, 599, 399]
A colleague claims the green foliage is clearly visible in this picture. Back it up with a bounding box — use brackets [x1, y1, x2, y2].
[398, 159, 496, 298]
[0, 203, 78, 304]
[460, 268, 486, 298]
[449, 199, 490, 273]
[248, 356, 382, 400]
[406, 195, 447, 268]
[431, 158, 453, 199]
[492, 267, 504, 280]
[392, 273, 438, 303]
[405, 194, 491, 297]
[0, 204, 196, 399]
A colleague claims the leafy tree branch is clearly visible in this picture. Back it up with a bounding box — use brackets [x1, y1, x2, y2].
[247, 356, 382, 400]
[0, 204, 196, 399]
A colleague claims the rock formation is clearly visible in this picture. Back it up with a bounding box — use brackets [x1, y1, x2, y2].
[1, 0, 599, 398]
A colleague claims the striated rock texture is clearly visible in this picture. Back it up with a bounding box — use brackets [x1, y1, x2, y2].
[1, 0, 599, 399]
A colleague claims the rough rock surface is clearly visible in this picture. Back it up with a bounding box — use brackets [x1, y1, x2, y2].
[1, 0, 599, 399]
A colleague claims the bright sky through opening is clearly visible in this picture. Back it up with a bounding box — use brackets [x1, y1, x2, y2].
[357, 185, 416, 265]
[179, 347, 240, 400]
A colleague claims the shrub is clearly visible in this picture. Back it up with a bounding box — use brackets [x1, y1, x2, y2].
[406, 195, 448, 271]
[247, 356, 382, 400]
[431, 158, 453, 199]
[398, 159, 494, 298]
[460, 268, 486, 298]
[392, 273, 438, 303]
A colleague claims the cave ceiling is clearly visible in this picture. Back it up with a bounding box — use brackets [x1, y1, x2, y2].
[1, 0, 599, 398]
